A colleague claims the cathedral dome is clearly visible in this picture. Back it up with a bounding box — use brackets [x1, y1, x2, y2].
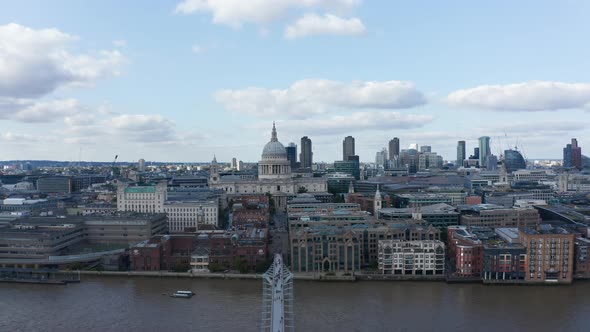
[259, 122, 291, 180]
[261, 122, 287, 160]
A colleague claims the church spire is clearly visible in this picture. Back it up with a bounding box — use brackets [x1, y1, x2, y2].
[271, 121, 278, 142]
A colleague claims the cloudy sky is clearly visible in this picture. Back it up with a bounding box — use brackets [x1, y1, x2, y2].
[1, 1, 589, 163]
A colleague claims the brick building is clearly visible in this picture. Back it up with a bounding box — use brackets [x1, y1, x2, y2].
[131, 235, 196, 271]
[574, 237, 590, 279]
[518, 226, 575, 284]
[458, 204, 540, 228]
[447, 226, 484, 278]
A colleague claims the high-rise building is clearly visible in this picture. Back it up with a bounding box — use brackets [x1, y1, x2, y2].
[564, 143, 573, 168]
[389, 137, 400, 161]
[456, 141, 466, 167]
[420, 145, 432, 153]
[375, 148, 388, 168]
[237, 160, 244, 171]
[300, 136, 313, 169]
[230, 157, 237, 170]
[286, 143, 297, 168]
[479, 136, 491, 167]
[400, 148, 419, 174]
[138, 158, 146, 172]
[563, 139, 582, 169]
[486, 154, 498, 171]
[419, 152, 442, 171]
[343, 136, 355, 161]
[504, 149, 526, 173]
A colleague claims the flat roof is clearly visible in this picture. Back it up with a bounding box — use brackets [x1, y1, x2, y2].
[125, 186, 156, 193]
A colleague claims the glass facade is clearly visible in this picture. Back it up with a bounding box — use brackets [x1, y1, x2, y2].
[504, 149, 526, 173]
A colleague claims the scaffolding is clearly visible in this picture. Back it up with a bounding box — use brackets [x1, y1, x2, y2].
[261, 254, 294, 332]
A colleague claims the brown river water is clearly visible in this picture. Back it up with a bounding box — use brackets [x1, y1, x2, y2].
[1, 276, 589, 331]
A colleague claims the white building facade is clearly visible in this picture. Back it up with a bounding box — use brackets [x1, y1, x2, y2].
[163, 200, 218, 232]
[378, 240, 445, 276]
[117, 180, 167, 213]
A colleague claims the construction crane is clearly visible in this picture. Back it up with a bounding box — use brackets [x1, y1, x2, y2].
[110, 155, 118, 178]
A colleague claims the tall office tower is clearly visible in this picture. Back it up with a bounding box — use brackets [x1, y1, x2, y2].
[474, 147, 480, 159]
[479, 136, 491, 167]
[457, 141, 466, 167]
[231, 157, 237, 170]
[420, 145, 432, 153]
[571, 138, 582, 169]
[400, 149, 419, 174]
[347, 155, 360, 180]
[343, 136, 355, 160]
[486, 155, 498, 171]
[563, 143, 573, 168]
[286, 143, 297, 168]
[138, 158, 146, 172]
[375, 148, 388, 167]
[389, 137, 400, 159]
[237, 160, 244, 171]
[300, 136, 313, 169]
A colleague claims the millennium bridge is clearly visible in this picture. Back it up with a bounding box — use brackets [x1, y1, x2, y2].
[261, 254, 294, 332]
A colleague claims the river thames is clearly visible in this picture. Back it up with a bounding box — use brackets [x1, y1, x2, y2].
[1, 277, 589, 331]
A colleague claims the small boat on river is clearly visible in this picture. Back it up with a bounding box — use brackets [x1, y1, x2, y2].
[170, 290, 195, 298]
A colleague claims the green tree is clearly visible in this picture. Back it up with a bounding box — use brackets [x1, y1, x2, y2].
[255, 259, 272, 273]
[265, 192, 276, 216]
[234, 257, 249, 274]
[208, 262, 224, 273]
[439, 227, 448, 244]
[369, 260, 378, 270]
[173, 262, 190, 272]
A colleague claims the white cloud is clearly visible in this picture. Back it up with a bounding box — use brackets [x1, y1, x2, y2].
[113, 39, 127, 47]
[109, 114, 176, 142]
[14, 99, 83, 123]
[268, 111, 433, 136]
[0, 131, 40, 143]
[174, 0, 361, 27]
[0, 98, 83, 123]
[64, 113, 96, 127]
[285, 13, 365, 39]
[215, 79, 427, 118]
[59, 112, 207, 146]
[0, 23, 126, 99]
[447, 81, 590, 111]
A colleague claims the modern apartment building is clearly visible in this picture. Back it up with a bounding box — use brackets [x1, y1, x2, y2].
[378, 240, 445, 276]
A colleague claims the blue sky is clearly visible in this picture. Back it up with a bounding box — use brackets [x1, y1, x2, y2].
[0, 0, 589, 163]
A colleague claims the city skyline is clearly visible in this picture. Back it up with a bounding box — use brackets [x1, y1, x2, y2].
[1, 1, 589, 162]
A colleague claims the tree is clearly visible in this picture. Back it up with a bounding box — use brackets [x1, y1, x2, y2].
[208, 262, 224, 273]
[255, 259, 272, 273]
[173, 262, 191, 272]
[234, 257, 249, 274]
[265, 192, 276, 216]
[369, 260, 378, 270]
[297, 186, 308, 194]
[439, 227, 448, 244]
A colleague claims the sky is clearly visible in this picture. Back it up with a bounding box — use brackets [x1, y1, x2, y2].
[0, 0, 589, 163]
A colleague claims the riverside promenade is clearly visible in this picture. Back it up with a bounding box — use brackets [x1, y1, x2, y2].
[57, 270, 322, 281]
[57, 270, 441, 282]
